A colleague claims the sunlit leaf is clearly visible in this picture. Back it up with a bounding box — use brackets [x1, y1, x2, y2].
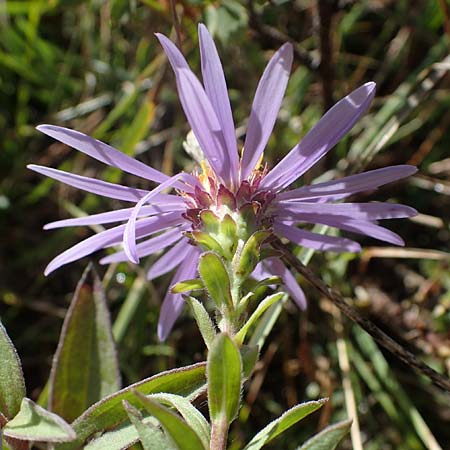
[123, 401, 174, 450]
[198, 252, 233, 310]
[243, 399, 327, 450]
[132, 391, 206, 450]
[3, 398, 75, 443]
[184, 295, 216, 349]
[208, 333, 242, 425]
[55, 362, 206, 450]
[297, 419, 352, 450]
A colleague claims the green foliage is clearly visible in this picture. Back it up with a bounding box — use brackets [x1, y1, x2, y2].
[297, 419, 352, 450]
[123, 401, 174, 450]
[0, 321, 25, 419]
[3, 398, 76, 443]
[236, 231, 272, 280]
[132, 391, 206, 450]
[207, 333, 242, 425]
[48, 265, 121, 422]
[56, 362, 206, 450]
[198, 252, 233, 310]
[236, 292, 285, 345]
[243, 399, 327, 450]
[184, 295, 216, 349]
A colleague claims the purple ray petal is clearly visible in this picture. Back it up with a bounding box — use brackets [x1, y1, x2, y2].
[175, 68, 232, 186]
[147, 238, 192, 280]
[44, 199, 185, 229]
[28, 164, 150, 202]
[36, 125, 170, 184]
[124, 173, 188, 264]
[198, 24, 239, 188]
[278, 165, 418, 202]
[274, 221, 362, 253]
[261, 258, 307, 310]
[44, 212, 184, 275]
[280, 217, 405, 246]
[275, 201, 417, 221]
[241, 43, 293, 181]
[154, 33, 190, 70]
[261, 82, 377, 192]
[156, 34, 232, 186]
[100, 227, 185, 264]
[158, 249, 201, 341]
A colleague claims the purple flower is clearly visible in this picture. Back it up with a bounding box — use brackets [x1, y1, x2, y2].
[29, 24, 417, 340]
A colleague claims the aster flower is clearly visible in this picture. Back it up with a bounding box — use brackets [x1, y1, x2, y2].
[29, 24, 417, 340]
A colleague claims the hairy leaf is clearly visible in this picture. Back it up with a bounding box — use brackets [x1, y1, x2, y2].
[123, 401, 174, 450]
[3, 398, 76, 443]
[0, 321, 25, 419]
[297, 419, 352, 450]
[150, 393, 210, 448]
[236, 292, 285, 345]
[208, 333, 242, 425]
[198, 252, 233, 309]
[132, 391, 206, 450]
[184, 296, 216, 349]
[55, 362, 206, 450]
[49, 264, 121, 422]
[243, 399, 327, 450]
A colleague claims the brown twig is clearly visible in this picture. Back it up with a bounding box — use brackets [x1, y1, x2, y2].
[317, 0, 337, 110]
[271, 239, 450, 395]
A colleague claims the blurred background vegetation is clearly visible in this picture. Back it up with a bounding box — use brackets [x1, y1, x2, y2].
[1, 0, 450, 448]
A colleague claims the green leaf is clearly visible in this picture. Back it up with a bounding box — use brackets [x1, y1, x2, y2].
[243, 399, 327, 450]
[171, 278, 204, 294]
[132, 391, 206, 450]
[83, 414, 172, 450]
[297, 419, 352, 450]
[123, 401, 174, 450]
[188, 231, 224, 255]
[48, 264, 121, 423]
[236, 293, 285, 345]
[240, 345, 259, 379]
[207, 333, 242, 425]
[184, 296, 216, 349]
[236, 231, 271, 280]
[198, 252, 233, 310]
[1, 412, 30, 450]
[0, 320, 26, 418]
[218, 214, 238, 258]
[3, 398, 76, 443]
[150, 393, 210, 449]
[55, 362, 206, 450]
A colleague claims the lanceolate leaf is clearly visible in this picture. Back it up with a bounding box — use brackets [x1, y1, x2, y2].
[207, 333, 242, 425]
[297, 419, 352, 450]
[184, 296, 216, 349]
[132, 391, 206, 450]
[0, 321, 26, 419]
[236, 292, 285, 345]
[150, 393, 210, 449]
[55, 362, 206, 450]
[83, 415, 173, 450]
[243, 399, 327, 450]
[198, 252, 233, 309]
[123, 401, 174, 450]
[3, 398, 76, 443]
[236, 231, 271, 280]
[49, 264, 121, 423]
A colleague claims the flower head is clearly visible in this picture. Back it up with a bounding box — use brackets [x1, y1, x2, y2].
[29, 24, 417, 340]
